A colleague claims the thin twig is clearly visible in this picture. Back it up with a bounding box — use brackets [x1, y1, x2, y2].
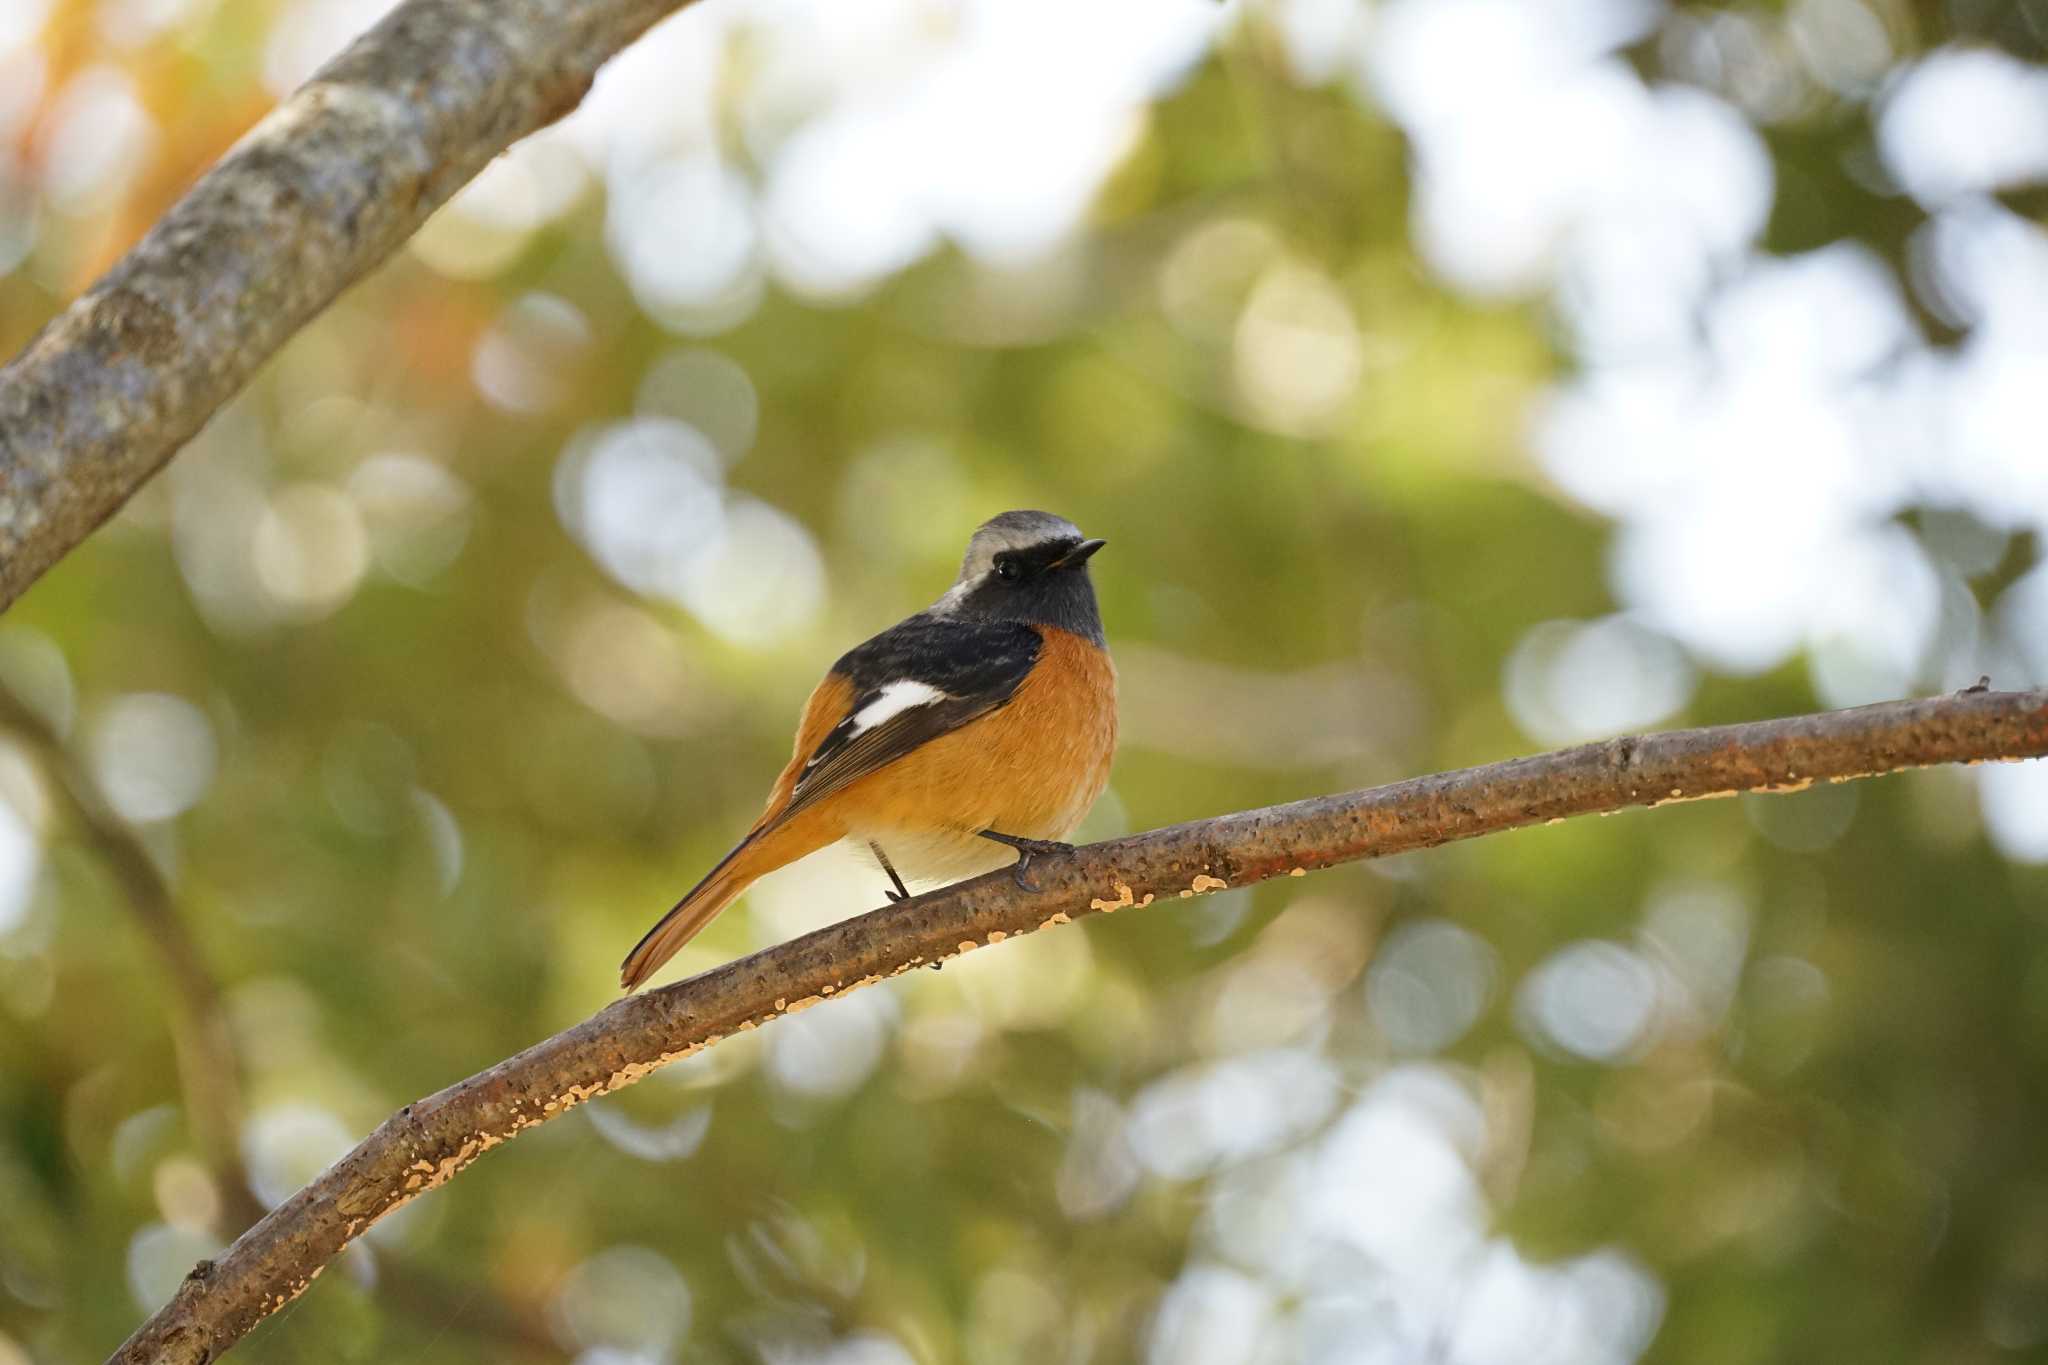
[108, 687, 2048, 1364]
[0, 688, 264, 1231]
[0, 0, 700, 611]
[0, 689, 570, 1355]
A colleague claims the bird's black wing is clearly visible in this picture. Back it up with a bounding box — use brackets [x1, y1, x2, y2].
[777, 613, 1043, 823]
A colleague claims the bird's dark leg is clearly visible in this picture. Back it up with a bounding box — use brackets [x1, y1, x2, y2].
[978, 830, 1075, 891]
[869, 842, 912, 902]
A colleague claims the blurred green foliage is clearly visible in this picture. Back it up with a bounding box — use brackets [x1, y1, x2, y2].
[4, 1, 2048, 1363]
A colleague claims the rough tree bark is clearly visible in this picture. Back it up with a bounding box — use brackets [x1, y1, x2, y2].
[110, 686, 2048, 1365]
[0, 0, 698, 612]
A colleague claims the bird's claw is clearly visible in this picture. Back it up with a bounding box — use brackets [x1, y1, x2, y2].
[979, 832, 1074, 892]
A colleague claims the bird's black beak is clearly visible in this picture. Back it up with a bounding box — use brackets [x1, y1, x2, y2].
[1050, 538, 1106, 571]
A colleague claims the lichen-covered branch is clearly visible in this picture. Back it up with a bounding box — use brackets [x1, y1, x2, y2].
[0, 0, 698, 612]
[108, 686, 2048, 1363]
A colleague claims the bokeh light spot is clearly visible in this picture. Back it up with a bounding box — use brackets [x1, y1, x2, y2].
[1518, 940, 1661, 1062]
[1368, 918, 1498, 1054]
[551, 1245, 691, 1357]
[88, 693, 216, 824]
[253, 484, 370, 619]
[241, 1104, 354, 1210]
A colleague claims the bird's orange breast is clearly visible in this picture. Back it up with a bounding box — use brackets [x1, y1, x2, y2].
[841, 626, 1117, 844]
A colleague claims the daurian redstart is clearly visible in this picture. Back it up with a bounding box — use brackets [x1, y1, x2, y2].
[620, 510, 1117, 990]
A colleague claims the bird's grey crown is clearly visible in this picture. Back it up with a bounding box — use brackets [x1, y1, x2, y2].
[955, 509, 1083, 584]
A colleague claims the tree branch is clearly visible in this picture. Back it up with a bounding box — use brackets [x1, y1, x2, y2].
[0, 689, 570, 1356]
[0, 0, 697, 612]
[109, 687, 2048, 1363]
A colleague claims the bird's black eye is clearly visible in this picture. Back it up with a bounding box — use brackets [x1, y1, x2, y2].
[994, 556, 1022, 583]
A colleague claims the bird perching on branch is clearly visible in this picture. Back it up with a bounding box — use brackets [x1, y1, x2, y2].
[620, 510, 1118, 989]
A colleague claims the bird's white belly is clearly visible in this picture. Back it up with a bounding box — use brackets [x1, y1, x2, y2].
[844, 822, 1020, 890]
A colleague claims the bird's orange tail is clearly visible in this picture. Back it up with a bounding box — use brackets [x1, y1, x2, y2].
[619, 814, 839, 991]
[619, 846, 754, 992]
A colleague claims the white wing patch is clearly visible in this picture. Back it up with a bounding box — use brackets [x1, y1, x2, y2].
[848, 680, 948, 737]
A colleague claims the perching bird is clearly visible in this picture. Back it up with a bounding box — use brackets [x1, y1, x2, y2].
[619, 510, 1117, 991]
